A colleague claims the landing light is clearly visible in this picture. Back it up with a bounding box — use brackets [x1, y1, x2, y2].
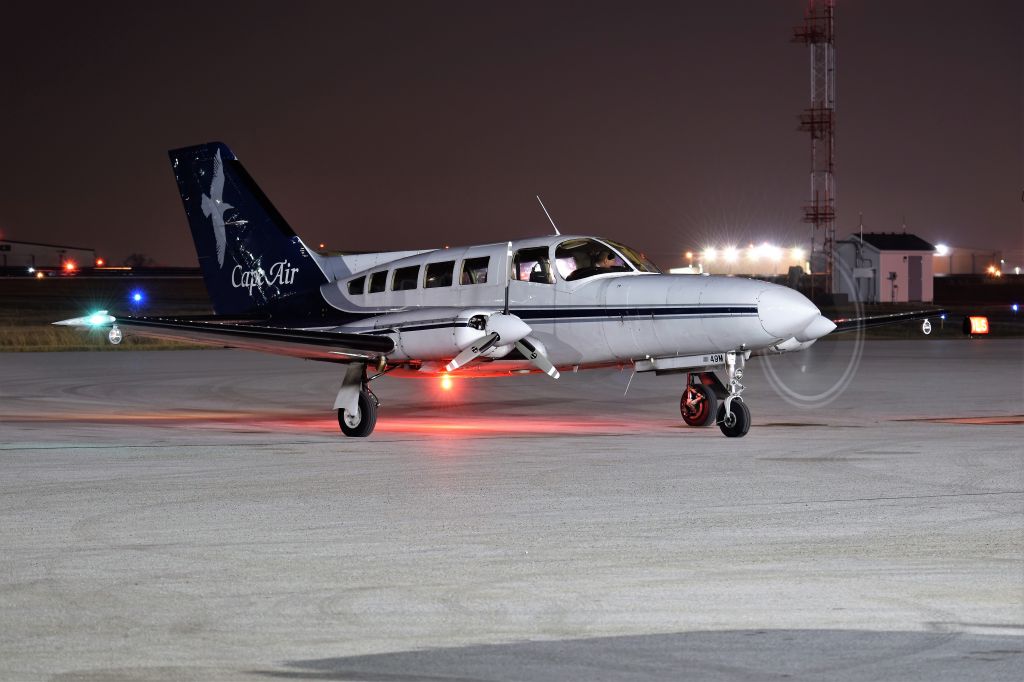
[723, 247, 738, 263]
[703, 247, 717, 262]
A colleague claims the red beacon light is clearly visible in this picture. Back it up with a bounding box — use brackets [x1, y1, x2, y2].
[963, 316, 990, 336]
[63, 260, 77, 273]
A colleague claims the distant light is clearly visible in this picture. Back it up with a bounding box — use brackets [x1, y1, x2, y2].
[130, 290, 144, 304]
[1012, 304, 1019, 313]
[703, 247, 717, 262]
[27, 267, 35, 274]
[940, 314, 946, 320]
[35, 271, 44, 279]
[935, 243, 949, 256]
[1016, 267, 1021, 276]
[95, 258, 105, 267]
[995, 270, 1002, 278]
[63, 261, 76, 272]
[318, 243, 326, 249]
[88, 313, 107, 326]
[767, 245, 783, 261]
[440, 374, 453, 391]
[747, 244, 762, 260]
[966, 316, 990, 335]
[685, 251, 693, 260]
[987, 265, 997, 274]
[723, 246, 739, 263]
[791, 247, 805, 261]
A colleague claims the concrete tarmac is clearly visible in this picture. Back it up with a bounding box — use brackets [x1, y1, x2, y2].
[1, 339, 1022, 681]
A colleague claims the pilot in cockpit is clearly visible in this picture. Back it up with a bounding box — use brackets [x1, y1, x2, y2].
[594, 250, 618, 269]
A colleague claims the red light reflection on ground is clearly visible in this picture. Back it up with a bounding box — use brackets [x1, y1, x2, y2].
[3, 410, 654, 438]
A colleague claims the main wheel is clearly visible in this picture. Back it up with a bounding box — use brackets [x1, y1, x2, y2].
[680, 383, 717, 427]
[338, 389, 378, 437]
[718, 399, 750, 438]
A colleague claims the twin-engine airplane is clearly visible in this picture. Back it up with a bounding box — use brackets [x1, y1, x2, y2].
[57, 142, 942, 438]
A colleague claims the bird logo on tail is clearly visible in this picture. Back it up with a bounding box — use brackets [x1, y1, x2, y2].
[201, 149, 233, 268]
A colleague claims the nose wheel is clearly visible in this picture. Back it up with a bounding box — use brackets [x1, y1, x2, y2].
[718, 399, 750, 437]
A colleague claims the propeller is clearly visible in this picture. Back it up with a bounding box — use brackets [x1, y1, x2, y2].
[445, 313, 529, 372]
[514, 337, 560, 378]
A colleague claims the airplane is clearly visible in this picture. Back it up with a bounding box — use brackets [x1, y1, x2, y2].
[56, 142, 943, 438]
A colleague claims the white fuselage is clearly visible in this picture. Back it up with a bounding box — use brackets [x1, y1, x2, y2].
[314, 235, 827, 375]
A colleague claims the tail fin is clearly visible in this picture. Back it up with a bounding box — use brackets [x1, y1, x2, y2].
[168, 142, 329, 316]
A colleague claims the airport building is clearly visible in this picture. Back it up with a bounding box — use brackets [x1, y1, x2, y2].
[932, 245, 1004, 276]
[0, 238, 96, 270]
[834, 232, 935, 303]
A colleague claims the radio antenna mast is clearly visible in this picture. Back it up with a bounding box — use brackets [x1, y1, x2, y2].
[536, 195, 561, 235]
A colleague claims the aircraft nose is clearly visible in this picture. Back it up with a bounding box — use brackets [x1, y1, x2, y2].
[757, 285, 821, 339]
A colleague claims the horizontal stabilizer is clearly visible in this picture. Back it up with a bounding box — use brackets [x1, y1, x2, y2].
[111, 316, 393, 363]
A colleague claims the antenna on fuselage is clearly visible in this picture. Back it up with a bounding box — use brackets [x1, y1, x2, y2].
[536, 195, 561, 236]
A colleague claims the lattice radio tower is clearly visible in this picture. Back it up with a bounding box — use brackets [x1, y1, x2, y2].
[793, 0, 836, 297]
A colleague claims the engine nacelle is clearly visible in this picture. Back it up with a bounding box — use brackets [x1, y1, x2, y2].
[350, 308, 513, 362]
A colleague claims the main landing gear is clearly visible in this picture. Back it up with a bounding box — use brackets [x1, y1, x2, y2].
[335, 363, 381, 437]
[679, 350, 751, 438]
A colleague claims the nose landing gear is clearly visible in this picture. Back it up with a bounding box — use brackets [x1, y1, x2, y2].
[718, 350, 750, 438]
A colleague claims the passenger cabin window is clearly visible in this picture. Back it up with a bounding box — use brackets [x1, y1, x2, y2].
[555, 238, 631, 281]
[392, 265, 420, 291]
[347, 276, 365, 295]
[425, 260, 455, 288]
[368, 271, 387, 293]
[461, 256, 490, 284]
[514, 246, 554, 284]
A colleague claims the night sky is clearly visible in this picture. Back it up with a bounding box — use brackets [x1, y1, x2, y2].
[2, 1, 1021, 267]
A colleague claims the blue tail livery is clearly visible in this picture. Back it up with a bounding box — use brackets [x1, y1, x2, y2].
[168, 142, 329, 316]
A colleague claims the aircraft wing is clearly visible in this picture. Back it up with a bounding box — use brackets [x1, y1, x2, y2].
[830, 308, 947, 334]
[59, 315, 394, 363]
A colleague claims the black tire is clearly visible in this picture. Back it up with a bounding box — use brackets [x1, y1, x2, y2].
[680, 383, 718, 427]
[338, 389, 378, 437]
[718, 399, 751, 438]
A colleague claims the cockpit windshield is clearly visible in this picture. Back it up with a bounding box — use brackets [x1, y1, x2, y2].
[554, 238, 660, 281]
[605, 239, 660, 273]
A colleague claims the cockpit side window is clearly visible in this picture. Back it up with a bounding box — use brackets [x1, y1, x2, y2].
[555, 238, 632, 281]
[513, 246, 554, 284]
